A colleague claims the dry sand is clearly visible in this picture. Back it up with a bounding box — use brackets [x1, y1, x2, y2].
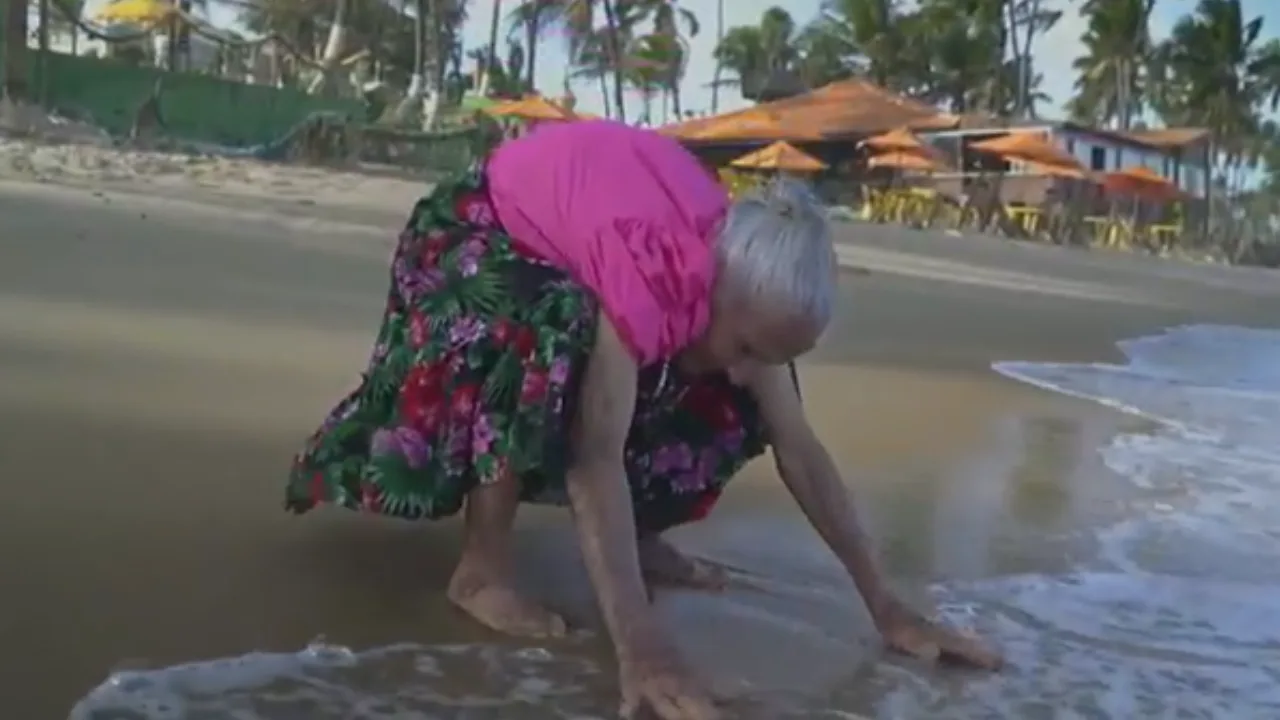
[2, 144, 1280, 717]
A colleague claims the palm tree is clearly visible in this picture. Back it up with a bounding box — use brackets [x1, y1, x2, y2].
[711, 0, 725, 112]
[569, 29, 616, 115]
[804, 0, 911, 90]
[599, 0, 626, 120]
[1152, 0, 1280, 167]
[507, 0, 561, 93]
[1006, 0, 1063, 118]
[625, 0, 699, 123]
[1152, 0, 1280, 259]
[388, 0, 430, 124]
[908, 0, 1003, 111]
[623, 32, 670, 123]
[539, 0, 629, 119]
[712, 7, 804, 102]
[480, 0, 504, 96]
[1068, 0, 1155, 130]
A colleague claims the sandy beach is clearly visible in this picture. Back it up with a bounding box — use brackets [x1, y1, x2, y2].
[4, 144, 1280, 718]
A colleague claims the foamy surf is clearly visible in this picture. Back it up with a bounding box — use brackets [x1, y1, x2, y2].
[963, 323, 1280, 716]
[995, 324, 1280, 580]
[69, 642, 610, 720]
[69, 324, 1280, 718]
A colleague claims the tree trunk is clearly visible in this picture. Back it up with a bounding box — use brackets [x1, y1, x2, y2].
[306, 0, 350, 95]
[4, 0, 31, 100]
[1118, 58, 1133, 131]
[478, 0, 503, 96]
[1016, 0, 1042, 118]
[598, 73, 611, 118]
[422, 0, 447, 129]
[524, 7, 539, 93]
[390, 0, 428, 124]
[178, 0, 193, 71]
[601, 0, 625, 122]
[710, 0, 723, 113]
[37, 0, 50, 53]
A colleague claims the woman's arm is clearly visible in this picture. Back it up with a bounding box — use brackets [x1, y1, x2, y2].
[747, 364, 892, 618]
[749, 364, 1004, 669]
[564, 317, 666, 659]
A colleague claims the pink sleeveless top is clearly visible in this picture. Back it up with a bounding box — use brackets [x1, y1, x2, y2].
[486, 120, 727, 366]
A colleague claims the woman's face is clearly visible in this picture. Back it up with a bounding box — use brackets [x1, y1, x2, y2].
[683, 285, 821, 380]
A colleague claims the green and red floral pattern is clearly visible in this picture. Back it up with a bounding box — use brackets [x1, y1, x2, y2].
[285, 169, 770, 534]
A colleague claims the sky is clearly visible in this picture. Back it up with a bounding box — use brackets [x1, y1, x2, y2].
[98, 0, 1280, 121]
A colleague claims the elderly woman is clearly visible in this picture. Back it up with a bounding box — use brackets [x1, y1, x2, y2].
[286, 121, 1001, 720]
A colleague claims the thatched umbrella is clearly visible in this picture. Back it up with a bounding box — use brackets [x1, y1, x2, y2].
[730, 141, 828, 173]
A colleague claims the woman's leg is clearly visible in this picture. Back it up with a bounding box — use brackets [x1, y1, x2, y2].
[638, 533, 730, 591]
[634, 485, 734, 592]
[628, 366, 788, 593]
[447, 472, 568, 637]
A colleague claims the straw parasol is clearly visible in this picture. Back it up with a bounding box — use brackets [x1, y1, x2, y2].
[684, 108, 823, 142]
[867, 150, 946, 173]
[970, 132, 1084, 172]
[94, 0, 176, 24]
[861, 127, 929, 153]
[1102, 166, 1184, 200]
[484, 95, 581, 122]
[730, 141, 827, 173]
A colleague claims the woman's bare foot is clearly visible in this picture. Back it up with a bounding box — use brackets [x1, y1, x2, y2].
[447, 563, 568, 638]
[638, 534, 730, 592]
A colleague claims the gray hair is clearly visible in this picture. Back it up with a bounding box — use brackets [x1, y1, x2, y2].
[715, 176, 837, 330]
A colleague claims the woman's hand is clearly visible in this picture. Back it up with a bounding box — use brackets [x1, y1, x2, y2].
[871, 595, 1004, 669]
[567, 316, 720, 718]
[619, 640, 721, 720]
[749, 365, 1004, 672]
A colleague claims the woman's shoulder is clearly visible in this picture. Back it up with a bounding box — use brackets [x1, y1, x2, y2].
[487, 121, 726, 365]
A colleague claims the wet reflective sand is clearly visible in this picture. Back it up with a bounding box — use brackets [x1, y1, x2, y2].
[4, 178, 1280, 718]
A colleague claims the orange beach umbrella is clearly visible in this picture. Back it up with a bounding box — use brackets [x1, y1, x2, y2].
[730, 141, 827, 173]
[1102, 166, 1185, 200]
[971, 132, 1084, 173]
[685, 109, 823, 142]
[485, 95, 580, 122]
[862, 127, 928, 153]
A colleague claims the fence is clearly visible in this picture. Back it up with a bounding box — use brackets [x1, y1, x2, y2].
[2, 20, 481, 174]
[27, 51, 362, 148]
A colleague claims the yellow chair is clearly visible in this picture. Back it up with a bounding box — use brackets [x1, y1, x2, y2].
[860, 187, 887, 221]
[717, 168, 760, 200]
[1004, 205, 1045, 237]
[904, 188, 938, 227]
[1082, 216, 1117, 248]
[1148, 221, 1184, 249]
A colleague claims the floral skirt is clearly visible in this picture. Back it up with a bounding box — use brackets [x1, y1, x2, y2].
[285, 169, 773, 535]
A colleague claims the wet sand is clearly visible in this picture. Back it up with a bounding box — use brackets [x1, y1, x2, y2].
[3, 172, 1280, 717]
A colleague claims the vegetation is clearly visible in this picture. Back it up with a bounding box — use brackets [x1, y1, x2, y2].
[4, 0, 1280, 250]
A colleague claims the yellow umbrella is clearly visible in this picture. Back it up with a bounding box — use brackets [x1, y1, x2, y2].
[730, 141, 827, 173]
[94, 0, 176, 25]
[484, 95, 580, 122]
[867, 150, 945, 173]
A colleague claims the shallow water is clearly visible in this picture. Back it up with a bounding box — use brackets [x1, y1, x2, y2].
[70, 324, 1280, 719]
